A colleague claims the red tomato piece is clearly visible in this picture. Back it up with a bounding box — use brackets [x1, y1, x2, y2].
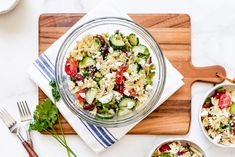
[177, 150, 188, 156]
[129, 89, 136, 97]
[65, 58, 78, 76]
[218, 93, 231, 109]
[116, 71, 124, 84]
[75, 73, 84, 82]
[83, 104, 95, 111]
[159, 144, 171, 152]
[76, 88, 87, 103]
[233, 123, 235, 135]
[203, 102, 213, 108]
[119, 84, 124, 94]
[120, 64, 128, 72]
[213, 92, 225, 99]
[116, 64, 128, 84]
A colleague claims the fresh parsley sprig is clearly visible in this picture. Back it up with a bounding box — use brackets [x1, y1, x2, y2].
[30, 81, 77, 157]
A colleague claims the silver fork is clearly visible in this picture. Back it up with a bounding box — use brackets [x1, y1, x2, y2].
[17, 101, 33, 147]
[0, 108, 39, 157]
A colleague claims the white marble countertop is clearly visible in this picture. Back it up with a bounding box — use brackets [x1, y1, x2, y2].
[0, 0, 235, 156]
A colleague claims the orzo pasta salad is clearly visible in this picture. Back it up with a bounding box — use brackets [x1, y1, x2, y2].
[201, 87, 235, 145]
[151, 141, 204, 157]
[64, 31, 156, 119]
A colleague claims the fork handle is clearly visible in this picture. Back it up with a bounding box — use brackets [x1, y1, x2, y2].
[22, 141, 39, 157]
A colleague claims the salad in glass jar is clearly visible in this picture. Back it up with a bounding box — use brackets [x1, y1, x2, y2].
[64, 31, 156, 119]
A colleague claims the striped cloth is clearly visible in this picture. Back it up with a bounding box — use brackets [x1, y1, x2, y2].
[28, 0, 184, 153]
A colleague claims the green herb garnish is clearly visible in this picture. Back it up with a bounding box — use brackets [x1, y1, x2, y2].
[49, 80, 60, 102]
[30, 81, 77, 157]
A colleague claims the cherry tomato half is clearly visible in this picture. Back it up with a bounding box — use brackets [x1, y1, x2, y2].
[65, 58, 78, 77]
[218, 93, 231, 109]
[159, 144, 171, 152]
[129, 89, 136, 97]
[76, 88, 87, 103]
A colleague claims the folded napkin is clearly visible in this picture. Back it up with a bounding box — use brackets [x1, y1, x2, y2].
[28, 0, 184, 153]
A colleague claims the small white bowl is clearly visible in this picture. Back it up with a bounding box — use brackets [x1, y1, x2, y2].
[148, 138, 206, 157]
[199, 83, 235, 148]
[0, 0, 20, 15]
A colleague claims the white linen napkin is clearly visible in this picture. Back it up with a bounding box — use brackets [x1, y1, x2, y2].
[28, 0, 184, 153]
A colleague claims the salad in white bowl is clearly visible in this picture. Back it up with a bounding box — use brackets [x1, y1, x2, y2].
[64, 31, 156, 119]
[150, 139, 205, 157]
[200, 83, 235, 147]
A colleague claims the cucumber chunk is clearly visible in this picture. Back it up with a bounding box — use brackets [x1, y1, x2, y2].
[119, 98, 136, 109]
[85, 88, 98, 104]
[98, 92, 114, 104]
[96, 113, 113, 119]
[127, 63, 141, 73]
[92, 38, 101, 51]
[118, 107, 132, 116]
[79, 57, 96, 68]
[128, 33, 139, 46]
[110, 34, 125, 49]
[132, 45, 150, 56]
[230, 103, 235, 114]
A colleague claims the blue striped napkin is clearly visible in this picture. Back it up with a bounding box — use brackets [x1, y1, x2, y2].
[28, 0, 184, 153]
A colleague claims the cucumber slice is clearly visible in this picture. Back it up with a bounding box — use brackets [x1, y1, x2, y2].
[85, 88, 98, 104]
[159, 153, 173, 157]
[230, 103, 235, 114]
[110, 34, 125, 49]
[118, 107, 132, 116]
[128, 33, 139, 46]
[216, 87, 226, 93]
[132, 45, 150, 56]
[119, 98, 136, 108]
[79, 57, 96, 68]
[98, 92, 114, 104]
[146, 78, 153, 85]
[148, 72, 155, 79]
[127, 63, 141, 73]
[133, 63, 141, 72]
[96, 113, 113, 119]
[92, 38, 101, 51]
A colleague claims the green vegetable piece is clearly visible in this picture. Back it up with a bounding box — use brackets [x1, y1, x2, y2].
[79, 57, 96, 68]
[146, 78, 153, 85]
[110, 34, 125, 49]
[49, 80, 60, 102]
[96, 113, 113, 119]
[159, 152, 173, 157]
[230, 103, 235, 114]
[29, 99, 58, 132]
[119, 98, 136, 108]
[149, 64, 156, 70]
[128, 33, 139, 46]
[205, 97, 211, 103]
[216, 87, 225, 93]
[92, 38, 101, 51]
[85, 88, 98, 104]
[132, 45, 150, 56]
[83, 69, 89, 78]
[148, 72, 155, 79]
[94, 77, 102, 83]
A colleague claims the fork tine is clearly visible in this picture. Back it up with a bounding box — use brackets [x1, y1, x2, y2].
[0, 110, 10, 127]
[17, 102, 23, 118]
[0, 109, 12, 127]
[20, 101, 26, 117]
[24, 101, 31, 116]
[22, 101, 29, 116]
[2, 109, 15, 124]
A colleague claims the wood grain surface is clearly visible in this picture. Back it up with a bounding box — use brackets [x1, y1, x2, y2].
[38, 13, 226, 135]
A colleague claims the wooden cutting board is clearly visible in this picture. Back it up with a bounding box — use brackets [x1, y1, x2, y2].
[38, 13, 226, 135]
